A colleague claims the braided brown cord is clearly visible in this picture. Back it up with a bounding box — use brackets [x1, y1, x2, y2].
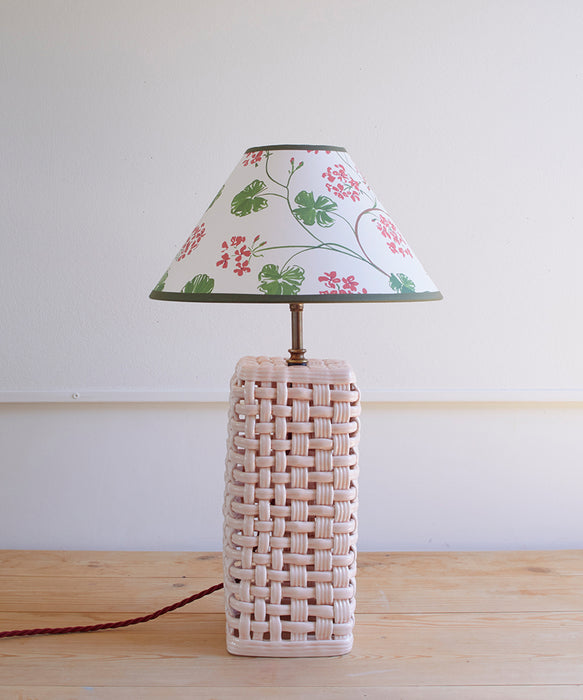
[0, 582, 223, 638]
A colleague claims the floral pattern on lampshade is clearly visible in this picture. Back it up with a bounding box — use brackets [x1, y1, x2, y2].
[151, 145, 441, 301]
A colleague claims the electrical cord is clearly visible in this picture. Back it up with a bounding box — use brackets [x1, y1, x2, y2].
[0, 582, 224, 638]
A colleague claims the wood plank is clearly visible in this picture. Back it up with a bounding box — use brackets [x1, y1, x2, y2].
[0, 550, 224, 578]
[3, 686, 583, 699]
[0, 577, 225, 613]
[3, 550, 582, 579]
[1, 551, 582, 694]
[1, 550, 581, 614]
[356, 574, 583, 614]
[2, 572, 581, 615]
[0, 612, 581, 687]
[357, 550, 583, 613]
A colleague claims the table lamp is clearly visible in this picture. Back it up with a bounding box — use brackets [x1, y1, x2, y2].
[150, 144, 442, 657]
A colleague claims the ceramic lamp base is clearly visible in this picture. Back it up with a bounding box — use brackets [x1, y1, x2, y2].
[222, 356, 360, 657]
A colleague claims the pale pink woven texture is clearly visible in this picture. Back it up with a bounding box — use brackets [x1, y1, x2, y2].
[223, 356, 360, 657]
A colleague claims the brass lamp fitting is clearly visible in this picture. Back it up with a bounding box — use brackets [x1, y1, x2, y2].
[287, 303, 307, 366]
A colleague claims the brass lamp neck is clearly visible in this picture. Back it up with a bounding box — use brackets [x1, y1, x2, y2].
[287, 303, 307, 366]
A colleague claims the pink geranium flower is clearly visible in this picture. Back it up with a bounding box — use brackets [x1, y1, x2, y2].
[176, 223, 206, 261]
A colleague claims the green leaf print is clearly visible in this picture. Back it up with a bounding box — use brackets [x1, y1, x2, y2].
[182, 273, 215, 294]
[389, 273, 415, 294]
[292, 191, 337, 227]
[231, 180, 268, 217]
[154, 271, 168, 292]
[258, 264, 305, 295]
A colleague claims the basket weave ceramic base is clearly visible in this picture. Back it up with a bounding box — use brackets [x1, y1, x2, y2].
[223, 356, 360, 657]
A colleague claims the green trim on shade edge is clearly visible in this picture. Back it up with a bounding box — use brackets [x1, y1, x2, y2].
[149, 290, 443, 304]
[245, 144, 346, 154]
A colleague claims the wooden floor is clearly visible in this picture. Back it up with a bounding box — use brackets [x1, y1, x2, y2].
[0, 551, 582, 699]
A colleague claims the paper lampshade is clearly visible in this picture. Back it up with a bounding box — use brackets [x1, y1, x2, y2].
[150, 145, 441, 303]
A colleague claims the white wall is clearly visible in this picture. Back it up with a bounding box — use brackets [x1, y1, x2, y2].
[1, 0, 582, 550]
[1, 401, 582, 551]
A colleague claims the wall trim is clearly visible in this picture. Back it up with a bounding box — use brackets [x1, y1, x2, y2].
[1, 389, 582, 404]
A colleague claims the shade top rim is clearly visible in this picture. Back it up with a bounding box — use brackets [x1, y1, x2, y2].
[245, 144, 346, 153]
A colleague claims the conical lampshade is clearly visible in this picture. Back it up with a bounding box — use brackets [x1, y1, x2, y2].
[150, 144, 442, 303]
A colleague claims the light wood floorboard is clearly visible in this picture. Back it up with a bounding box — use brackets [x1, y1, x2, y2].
[1, 687, 583, 699]
[0, 550, 581, 698]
